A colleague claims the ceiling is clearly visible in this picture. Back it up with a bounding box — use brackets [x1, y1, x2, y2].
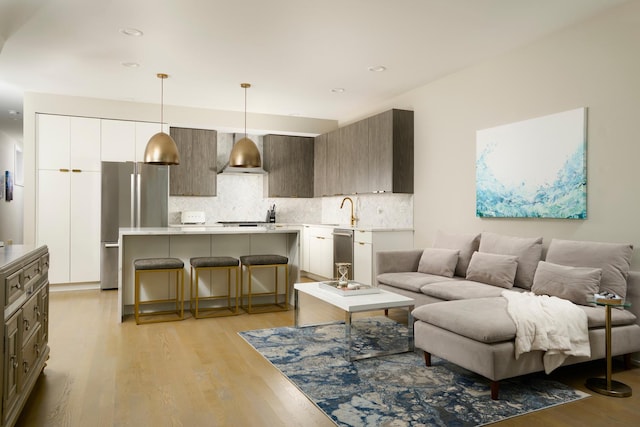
[0, 0, 629, 143]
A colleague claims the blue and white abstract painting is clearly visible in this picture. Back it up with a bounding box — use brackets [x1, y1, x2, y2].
[476, 108, 587, 219]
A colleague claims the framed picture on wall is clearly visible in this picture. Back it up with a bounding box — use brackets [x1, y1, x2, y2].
[5, 171, 13, 201]
[476, 107, 587, 219]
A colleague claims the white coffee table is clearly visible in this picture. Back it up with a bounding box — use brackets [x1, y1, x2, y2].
[294, 282, 415, 361]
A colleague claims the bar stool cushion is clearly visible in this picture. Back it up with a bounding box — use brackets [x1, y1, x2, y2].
[134, 258, 184, 270]
[190, 256, 239, 268]
[240, 255, 288, 266]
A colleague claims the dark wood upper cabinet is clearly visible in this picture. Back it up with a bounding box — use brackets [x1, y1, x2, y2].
[325, 129, 341, 196]
[169, 127, 217, 196]
[368, 109, 414, 194]
[339, 120, 369, 194]
[313, 108, 413, 196]
[263, 134, 314, 198]
[314, 133, 328, 197]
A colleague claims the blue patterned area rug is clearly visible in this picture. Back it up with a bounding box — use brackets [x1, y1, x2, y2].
[239, 317, 589, 427]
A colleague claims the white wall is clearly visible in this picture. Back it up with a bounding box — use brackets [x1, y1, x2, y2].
[0, 131, 23, 244]
[341, 1, 640, 268]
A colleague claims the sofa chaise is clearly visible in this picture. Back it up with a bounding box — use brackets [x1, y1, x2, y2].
[376, 231, 640, 399]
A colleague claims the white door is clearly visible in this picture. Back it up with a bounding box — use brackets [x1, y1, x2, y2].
[354, 241, 372, 285]
[37, 170, 71, 284]
[70, 117, 101, 171]
[37, 114, 70, 170]
[309, 234, 333, 279]
[69, 171, 101, 282]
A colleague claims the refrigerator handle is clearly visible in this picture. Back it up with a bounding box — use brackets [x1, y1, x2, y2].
[136, 173, 142, 227]
[130, 174, 136, 227]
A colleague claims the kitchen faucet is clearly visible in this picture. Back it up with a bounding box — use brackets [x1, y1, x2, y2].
[340, 197, 357, 227]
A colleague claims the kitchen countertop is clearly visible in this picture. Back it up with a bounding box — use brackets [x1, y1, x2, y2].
[165, 223, 413, 232]
[301, 224, 414, 232]
[0, 244, 44, 270]
[120, 225, 302, 236]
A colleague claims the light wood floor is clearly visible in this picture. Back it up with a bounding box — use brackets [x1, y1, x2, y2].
[14, 287, 640, 427]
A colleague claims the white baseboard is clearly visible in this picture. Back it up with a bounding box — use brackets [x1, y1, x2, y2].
[50, 282, 101, 292]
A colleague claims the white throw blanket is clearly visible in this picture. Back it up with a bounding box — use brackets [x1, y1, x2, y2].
[502, 290, 590, 374]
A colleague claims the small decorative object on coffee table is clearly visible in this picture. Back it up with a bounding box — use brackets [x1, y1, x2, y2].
[585, 295, 632, 398]
[319, 280, 380, 296]
[336, 262, 351, 286]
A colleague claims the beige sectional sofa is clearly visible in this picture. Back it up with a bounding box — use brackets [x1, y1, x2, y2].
[376, 231, 640, 399]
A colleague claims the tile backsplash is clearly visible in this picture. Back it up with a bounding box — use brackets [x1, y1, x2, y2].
[169, 133, 413, 227]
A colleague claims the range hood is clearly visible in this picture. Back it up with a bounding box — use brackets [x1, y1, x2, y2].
[219, 163, 267, 175]
[219, 133, 267, 174]
[219, 84, 267, 175]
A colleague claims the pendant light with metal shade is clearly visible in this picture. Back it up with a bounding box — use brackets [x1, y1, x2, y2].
[228, 83, 261, 168]
[144, 73, 180, 165]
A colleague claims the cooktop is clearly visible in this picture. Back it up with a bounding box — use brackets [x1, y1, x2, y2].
[217, 221, 269, 227]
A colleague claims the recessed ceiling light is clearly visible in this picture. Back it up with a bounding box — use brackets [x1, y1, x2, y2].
[121, 62, 140, 68]
[331, 88, 345, 93]
[120, 28, 143, 37]
[368, 65, 387, 72]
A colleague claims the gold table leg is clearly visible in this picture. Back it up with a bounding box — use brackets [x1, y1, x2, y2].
[585, 304, 632, 397]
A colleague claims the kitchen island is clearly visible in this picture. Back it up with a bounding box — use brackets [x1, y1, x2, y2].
[117, 225, 301, 322]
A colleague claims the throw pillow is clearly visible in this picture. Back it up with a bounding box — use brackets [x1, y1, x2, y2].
[478, 232, 543, 290]
[465, 251, 518, 289]
[545, 239, 633, 299]
[433, 230, 481, 277]
[532, 261, 602, 306]
[417, 248, 460, 278]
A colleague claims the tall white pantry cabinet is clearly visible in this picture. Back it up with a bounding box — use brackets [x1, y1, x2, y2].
[36, 114, 101, 284]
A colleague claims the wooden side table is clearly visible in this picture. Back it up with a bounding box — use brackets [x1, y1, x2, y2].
[585, 299, 632, 397]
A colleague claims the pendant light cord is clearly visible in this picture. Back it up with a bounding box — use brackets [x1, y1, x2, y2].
[160, 76, 164, 126]
[244, 85, 248, 139]
[157, 73, 168, 131]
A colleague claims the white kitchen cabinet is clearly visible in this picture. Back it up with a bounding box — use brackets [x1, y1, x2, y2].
[69, 171, 101, 282]
[353, 239, 372, 285]
[306, 226, 334, 279]
[37, 169, 101, 284]
[37, 170, 70, 283]
[353, 229, 414, 286]
[301, 226, 311, 272]
[101, 119, 166, 162]
[36, 113, 101, 284]
[37, 114, 101, 171]
[101, 119, 135, 161]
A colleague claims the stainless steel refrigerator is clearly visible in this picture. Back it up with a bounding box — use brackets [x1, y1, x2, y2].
[100, 161, 169, 289]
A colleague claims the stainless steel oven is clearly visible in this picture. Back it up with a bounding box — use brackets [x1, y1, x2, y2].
[332, 228, 354, 280]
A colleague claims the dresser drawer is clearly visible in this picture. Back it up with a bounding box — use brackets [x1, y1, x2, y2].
[354, 230, 372, 244]
[21, 323, 42, 382]
[21, 294, 41, 341]
[23, 259, 41, 289]
[5, 270, 23, 306]
[40, 253, 50, 275]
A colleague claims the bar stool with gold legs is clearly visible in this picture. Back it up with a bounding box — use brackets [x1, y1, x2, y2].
[190, 256, 240, 318]
[240, 254, 289, 313]
[134, 257, 185, 324]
